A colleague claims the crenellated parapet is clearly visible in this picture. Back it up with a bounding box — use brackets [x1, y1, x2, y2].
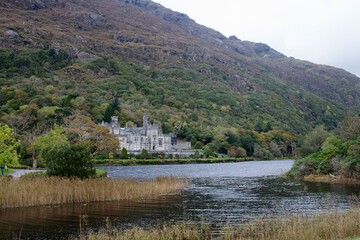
[99, 115, 201, 157]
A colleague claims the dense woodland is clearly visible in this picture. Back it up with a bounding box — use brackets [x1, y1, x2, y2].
[288, 116, 360, 178]
[0, 48, 302, 167]
[0, 0, 359, 169]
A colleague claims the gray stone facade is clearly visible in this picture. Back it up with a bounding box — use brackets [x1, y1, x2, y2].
[100, 116, 201, 157]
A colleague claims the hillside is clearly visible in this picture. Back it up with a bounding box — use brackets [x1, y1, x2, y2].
[0, 0, 359, 140]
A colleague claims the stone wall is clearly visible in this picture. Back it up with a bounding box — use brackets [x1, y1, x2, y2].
[128, 150, 204, 158]
[100, 116, 195, 156]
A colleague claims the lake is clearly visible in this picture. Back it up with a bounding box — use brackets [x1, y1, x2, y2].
[1, 160, 359, 239]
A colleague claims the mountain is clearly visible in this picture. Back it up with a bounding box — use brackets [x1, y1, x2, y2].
[0, 0, 359, 138]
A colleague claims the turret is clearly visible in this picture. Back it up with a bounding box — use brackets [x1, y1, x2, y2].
[143, 115, 149, 127]
[111, 116, 119, 124]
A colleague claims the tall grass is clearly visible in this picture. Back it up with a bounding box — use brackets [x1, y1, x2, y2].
[0, 177, 188, 209]
[77, 208, 360, 240]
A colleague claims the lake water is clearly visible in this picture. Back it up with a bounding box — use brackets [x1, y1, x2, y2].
[1, 160, 360, 239]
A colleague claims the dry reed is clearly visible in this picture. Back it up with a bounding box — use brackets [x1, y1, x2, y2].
[77, 208, 360, 240]
[0, 176, 188, 209]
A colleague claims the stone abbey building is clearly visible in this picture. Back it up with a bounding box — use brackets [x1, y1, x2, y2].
[100, 116, 200, 157]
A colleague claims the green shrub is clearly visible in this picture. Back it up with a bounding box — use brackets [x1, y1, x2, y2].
[340, 140, 357, 155]
[347, 143, 360, 158]
[342, 157, 360, 178]
[43, 144, 96, 179]
[94, 168, 108, 178]
[287, 154, 322, 177]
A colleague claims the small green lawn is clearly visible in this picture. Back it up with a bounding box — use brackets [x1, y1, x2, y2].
[3, 169, 14, 175]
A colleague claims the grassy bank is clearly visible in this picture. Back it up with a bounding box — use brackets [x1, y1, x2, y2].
[94, 158, 255, 166]
[76, 208, 360, 240]
[0, 176, 188, 209]
[302, 174, 360, 184]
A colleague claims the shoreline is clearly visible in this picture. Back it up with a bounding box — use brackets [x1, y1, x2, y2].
[94, 157, 293, 166]
[301, 174, 360, 185]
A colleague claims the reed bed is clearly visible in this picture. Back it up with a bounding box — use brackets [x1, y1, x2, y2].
[0, 176, 188, 209]
[77, 208, 360, 240]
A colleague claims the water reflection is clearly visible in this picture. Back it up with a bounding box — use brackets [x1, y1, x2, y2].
[0, 195, 184, 240]
[1, 160, 359, 239]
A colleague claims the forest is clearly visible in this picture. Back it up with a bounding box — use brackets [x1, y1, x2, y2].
[0, 48, 308, 166]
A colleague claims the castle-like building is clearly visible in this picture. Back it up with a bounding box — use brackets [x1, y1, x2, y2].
[100, 116, 200, 157]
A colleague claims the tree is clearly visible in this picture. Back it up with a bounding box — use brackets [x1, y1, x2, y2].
[43, 143, 95, 179]
[103, 105, 113, 123]
[253, 143, 264, 158]
[253, 143, 273, 159]
[65, 115, 120, 158]
[203, 146, 213, 158]
[269, 142, 282, 157]
[158, 152, 166, 159]
[0, 124, 20, 170]
[121, 148, 128, 159]
[194, 141, 202, 149]
[339, 116, 360, 141]
[297, 125, 330, 156]
[140, 149, 150, 159]
[347, 138, 360, 157]
[227, 146, 247, 158]
[32, 125, 68, 169]
[194, 149, 200, 159]
[265, 122, 272, 132]
[239, 135, 255, 155]
[110, 96, 120, 113]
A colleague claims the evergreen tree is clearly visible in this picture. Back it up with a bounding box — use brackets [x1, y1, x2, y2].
[120, 148, 128, 159]
[194, 141, 202, 149]
[140, 149, 150, 159]
[265, 122, 272, 132]
[103, 106, 113, 123]
[111, 96, 120, 113]
[203, 146, 213, 158]
[194, 149, 200, 159]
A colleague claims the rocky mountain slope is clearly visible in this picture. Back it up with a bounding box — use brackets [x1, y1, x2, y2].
[0, 0, 359, 136]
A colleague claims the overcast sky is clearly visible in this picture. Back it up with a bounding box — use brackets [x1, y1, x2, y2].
[153, 0, 360, 77]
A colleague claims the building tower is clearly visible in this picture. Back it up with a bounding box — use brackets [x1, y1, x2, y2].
[143, 115, 149, 127]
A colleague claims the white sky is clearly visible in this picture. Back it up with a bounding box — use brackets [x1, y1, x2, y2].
[153, 0, 360, 77]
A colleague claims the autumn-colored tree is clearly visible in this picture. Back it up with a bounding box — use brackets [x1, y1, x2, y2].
[65, 115, 120, 157]
[227, 146, 247, 158]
